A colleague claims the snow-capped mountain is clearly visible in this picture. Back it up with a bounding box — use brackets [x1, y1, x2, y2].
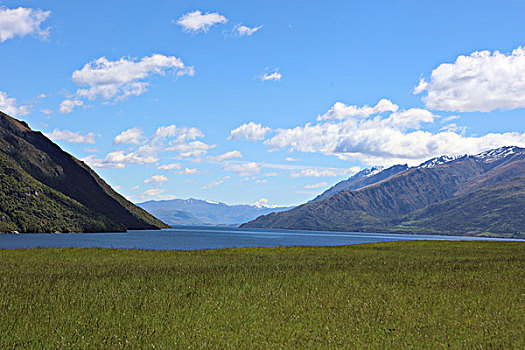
[312, 146, 525, 202]
[474, 146, 525, 162]
[416, 155, 462, 169]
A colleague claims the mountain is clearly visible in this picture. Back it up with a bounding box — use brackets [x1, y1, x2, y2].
[312, 164, 409, 201]
[242, 146, 525, 238]
[138, 198, 294, 226]
[0, 111, 167, 233]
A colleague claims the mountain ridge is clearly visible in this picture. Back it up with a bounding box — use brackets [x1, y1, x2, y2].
[242, 146, 525, 238]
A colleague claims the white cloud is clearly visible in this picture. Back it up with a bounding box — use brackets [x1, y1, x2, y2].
[286, 157, 299, 162]
[318, 99, 399, 121]
[72, 54, 194, 101]
[176, 10, 227, 33]
[259, 70, 282, 82]
[175, 168, 199, 175]
[85, 124, 212, 169]
[40, 109, 53, 115]
[0, 91, 30, 116]
[82, 151, 157, 169]
[201, 180, 224, 189]
[234, 24, 262, 36]
[208, 150, 242, 162]
[264, 172, 279, 177]
[305, 182, 328, 189]
[290, 169, 349, 178]
[45, 129, 100, 144]
[264, 99, 525, 166]
[168, 141, 215, 157]
[228, 122, 271, 141]
[439, 123, 467, 134]
[84, 147, 100, 153]
[414, 47, 525, 112]
[114, 127, 144, 145]
[144, 175, 168, 186]
[224, 162, 260, 177]
[0, 7, 50, 43]
[157, 163, 181, 170]
[59, 99, 83, 114]
[141, 188, 166, 199]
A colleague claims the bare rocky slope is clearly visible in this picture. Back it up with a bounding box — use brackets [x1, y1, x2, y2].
[242, 147, 525, 238]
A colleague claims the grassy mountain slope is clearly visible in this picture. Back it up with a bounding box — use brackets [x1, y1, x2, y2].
[0, 153, 122, 233]
[398, 177, 525, 238]
[0, 112, 167, 233]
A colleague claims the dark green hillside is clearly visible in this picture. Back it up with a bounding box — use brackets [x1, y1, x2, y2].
[0, 111, 167, 233]
[0, 153, 122, 233]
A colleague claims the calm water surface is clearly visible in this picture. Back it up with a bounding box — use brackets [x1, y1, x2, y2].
[0, 226, 521, 250]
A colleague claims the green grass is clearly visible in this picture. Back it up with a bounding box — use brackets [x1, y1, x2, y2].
[0, 241, 524, 348]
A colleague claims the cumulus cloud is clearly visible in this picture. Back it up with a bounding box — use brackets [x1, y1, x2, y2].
[208, 150, 242, 162]
[259, 70, 282, 82]
[264, 100, 525, 166]
[45, 129, 100, 144]
[82, 151, 158, 169]
[176, 10, 227, 33]
[113, 127, 144, 145]
[71, 54, 194, 101]
[83, 124, 212, 169]
[304, 182, 328, 189]
[228, 122, 271, 141]
[234, 24, 262, 36]
[144, 175, 168, 186]
[0, 91, 30, 116]
[59, 99, 83, 114]
[0, 7, 50, 43]
[157, 163, 181, 170]
[414, 47, 525, 112]
[318, 98, 399, 121]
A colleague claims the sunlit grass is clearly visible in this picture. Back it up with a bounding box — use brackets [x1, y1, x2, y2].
[0, 241, 523, 348]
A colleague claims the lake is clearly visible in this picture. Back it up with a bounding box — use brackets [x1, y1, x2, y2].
[0, 226, 521, 250]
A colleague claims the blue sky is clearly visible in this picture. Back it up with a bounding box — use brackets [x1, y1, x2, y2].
[1, 0, 525, 206]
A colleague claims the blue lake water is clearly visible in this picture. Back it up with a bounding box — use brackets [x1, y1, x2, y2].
[0, 226, 522, 250]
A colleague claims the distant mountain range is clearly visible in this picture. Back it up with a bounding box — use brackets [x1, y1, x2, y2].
[243, 146, 525, 238]
[0, 111, 167, 233]
[138, 198, 294, 226]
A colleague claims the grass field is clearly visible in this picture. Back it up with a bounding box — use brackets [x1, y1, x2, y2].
[0, 241, 524, 349]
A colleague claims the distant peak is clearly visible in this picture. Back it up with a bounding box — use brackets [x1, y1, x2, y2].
[474, 146, 525, 162]
[417, 155, 462, 169]
[251, 199, 281, 209]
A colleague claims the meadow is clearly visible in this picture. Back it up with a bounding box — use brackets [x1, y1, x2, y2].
[0, 241, 523, 348]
